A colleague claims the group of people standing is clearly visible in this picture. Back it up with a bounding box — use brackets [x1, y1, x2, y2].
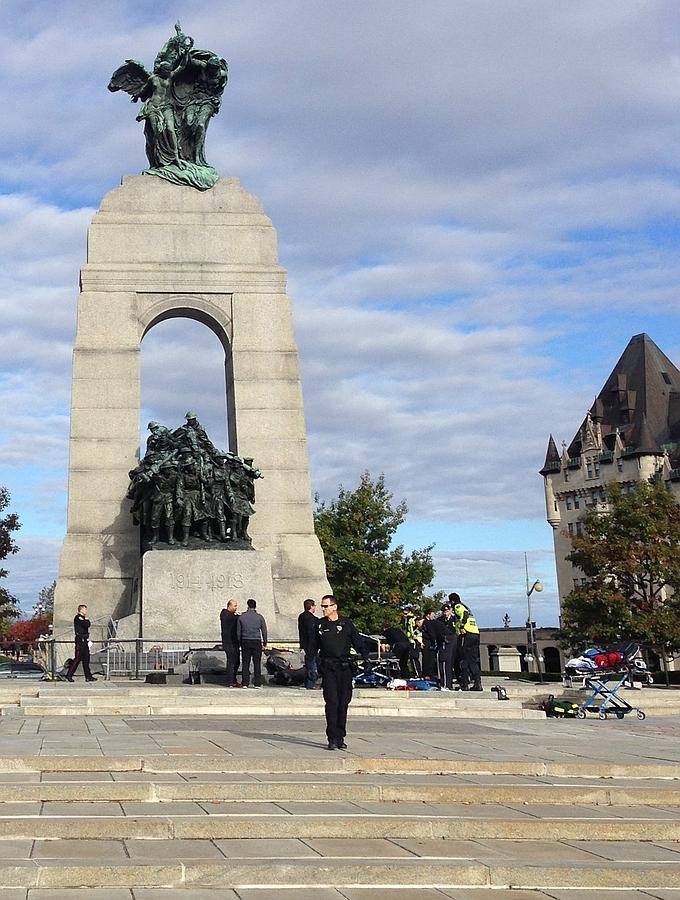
[381, 593, 482, 692]
[65, 590, 481, 753]
[219, 598, 268, 688]
[221, 593, 367, 751]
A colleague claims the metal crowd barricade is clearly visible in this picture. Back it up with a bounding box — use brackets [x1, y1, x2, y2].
[104, 640, 194, 679]
[39, 636, 299, 681]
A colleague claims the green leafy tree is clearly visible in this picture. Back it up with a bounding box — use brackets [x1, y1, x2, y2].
[560, 480, 680, 658]
[33, 581, 55, 621]
[314, 472, 435, 633]
[0, 486, 20, 636]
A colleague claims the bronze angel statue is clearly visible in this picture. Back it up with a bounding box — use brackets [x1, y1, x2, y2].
[108, 23, 228, 191]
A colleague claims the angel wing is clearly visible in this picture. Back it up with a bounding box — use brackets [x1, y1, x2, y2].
[108, 59, 151, 101]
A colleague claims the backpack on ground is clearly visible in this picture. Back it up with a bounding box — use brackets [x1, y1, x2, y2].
[542, 694, 580, 718]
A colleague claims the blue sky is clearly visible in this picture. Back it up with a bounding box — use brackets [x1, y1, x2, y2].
[3, 1, 680, 627]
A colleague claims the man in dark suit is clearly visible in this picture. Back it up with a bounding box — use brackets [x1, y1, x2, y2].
[298, 598, 319, 689]
[220, 599, 240, 687]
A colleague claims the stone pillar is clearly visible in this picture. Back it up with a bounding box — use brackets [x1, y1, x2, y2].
[493, 646, 522, 673]
[54, 176, 330, 643]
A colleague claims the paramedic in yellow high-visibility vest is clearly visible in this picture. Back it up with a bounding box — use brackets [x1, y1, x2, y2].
[450, 592, 482, 692]
[401, 605, 423, 677]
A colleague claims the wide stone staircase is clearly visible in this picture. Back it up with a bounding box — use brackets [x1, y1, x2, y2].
[0, 752, 680, 896]
[0, 683, 546, 719]
[4, 680, 680, 722]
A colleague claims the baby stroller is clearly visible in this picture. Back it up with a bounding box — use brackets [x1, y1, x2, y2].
[264, 647, 306, 686]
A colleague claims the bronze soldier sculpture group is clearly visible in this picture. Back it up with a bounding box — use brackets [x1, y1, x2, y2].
[127, 412, 262, 550]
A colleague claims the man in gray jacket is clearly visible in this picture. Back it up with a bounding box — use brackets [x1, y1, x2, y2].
[236, 598, 268, 688]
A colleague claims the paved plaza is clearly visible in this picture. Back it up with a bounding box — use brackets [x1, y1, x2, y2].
[0, 692, 680, 895]
[1, 703, 680, 765]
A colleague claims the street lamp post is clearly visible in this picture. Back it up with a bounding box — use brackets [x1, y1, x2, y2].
[524, 552, 544, 683]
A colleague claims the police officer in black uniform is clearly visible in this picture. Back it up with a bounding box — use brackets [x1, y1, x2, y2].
[65, 604, 97, 682]
[434, 603, 457, 691]
[314, 594, 369, 751]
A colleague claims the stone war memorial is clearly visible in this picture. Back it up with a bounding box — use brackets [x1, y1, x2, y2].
[53, 23, 331, 644]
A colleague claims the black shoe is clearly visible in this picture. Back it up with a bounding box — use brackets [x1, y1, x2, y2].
[339, 741, 347, 750]
[65, 676, 74, 682]
[326, 742, 339, 751]
[471, 682, 483, 692]
[86, 677, 98, 682]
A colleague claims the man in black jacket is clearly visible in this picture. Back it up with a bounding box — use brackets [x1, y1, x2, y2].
[298, 598, 318, 689]
[313, 595, 369, 751]
[434, 603, 457, 691]
[220, 599, 240, 687]
[65, 605, 96, 682]
[236, 599, 268, 688]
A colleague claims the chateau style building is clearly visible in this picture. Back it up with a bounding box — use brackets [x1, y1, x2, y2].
[541, 333, 680, 640]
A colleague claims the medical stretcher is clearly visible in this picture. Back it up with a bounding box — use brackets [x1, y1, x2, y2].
[577, 667, 646, 720]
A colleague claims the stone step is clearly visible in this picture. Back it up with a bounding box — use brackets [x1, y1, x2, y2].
[17, 704, 543, 719]
[0, 891, 657, 900]
[0, 779, 679, 806]
[15, 692, 541, 719]
[0, 811, 678, 841]
[0, 755, 677, 778]
[4, 681, 679, 718]
[0, 853, 680, 889]
[20, 693, 529, 708]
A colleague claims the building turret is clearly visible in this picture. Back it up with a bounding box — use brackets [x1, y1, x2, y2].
[541, 333, 680, 624]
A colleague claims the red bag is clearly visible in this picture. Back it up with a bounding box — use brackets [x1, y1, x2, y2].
[594, 653, 609, 669]
[607, 651, 623, 668]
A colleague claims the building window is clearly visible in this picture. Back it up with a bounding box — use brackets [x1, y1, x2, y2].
[617, 458, 623, 472]
[568, 523, 574, 536]
[574, 496, 580, 509]
[586, 457, 600, 479]
[566, 496, 572, 510]
[576, 522, 584, 537]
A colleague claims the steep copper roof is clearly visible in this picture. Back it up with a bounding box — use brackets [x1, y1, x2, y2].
[567, 333, 680, 457]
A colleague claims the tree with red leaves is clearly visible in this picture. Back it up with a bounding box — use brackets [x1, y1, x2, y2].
[5, 615, 51, 644]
